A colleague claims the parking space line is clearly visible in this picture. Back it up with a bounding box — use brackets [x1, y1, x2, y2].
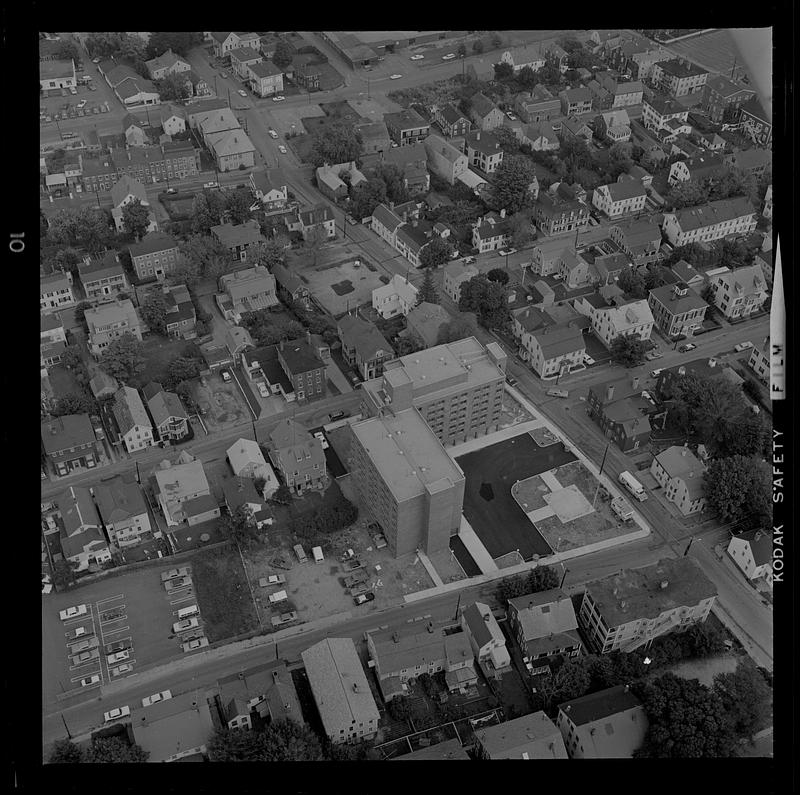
[69, 661, 101, 672]
[96, 594, 125, 606]
[169, 596, 195, 608]
[102, 625, 131, 637]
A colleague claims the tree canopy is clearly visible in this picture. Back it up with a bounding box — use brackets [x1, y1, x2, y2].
[417, 266, 439, 304]
[609, 334, 648, 367]
[490, 155, 538, 214]
[121, 199, 151, 240]
[208, 720, 326, 761]
[220, 505, 262, 549]
[155, 72, 192, 102]
[178, 234, 232, 281]
[702, 455, 771, 523]
[51, 392, 95, 417]
[98, 333, 145, 384]
[310, 123, 362, 168]
[712, 660, 772, 739]
[84, 736, 150, 763]
[458, 275, 510, 330]
[272, 40, 294, 70]
[419, 236, 452, 269]
[191, 191, 226, 234]
[146, 32, 201, 58]
[436, 316, 475, 345]
[225, 187, 255, 225]
[496, 564, 561, 603]
[48, 207, 113, 255]
[349, 177, 388, 220]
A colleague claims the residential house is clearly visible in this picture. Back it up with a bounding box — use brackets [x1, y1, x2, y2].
[609, 219, 661, 266]
[557, 686, 648, 758]
[384, 108, 430, 146]
[85, 300, 143, 358]
[587, 374, 652, 452]
[515, 85, 561, 124]
[79, 252, 130, 303]
[651, 58, 708, 98]
[184, 70, 212, 98]
[248, 60, 284, 97]
[216, 265, 279, 322]
[366, 623, 478, 702]
[276, 340, 328, 405]
[702, 75, 755, 123]
[655, 356, 739, 401]
[650, 445, 707, 516]
[93, 475, 152, 548]
[668, 152, 726, 186]
[727, 529, 773, 588]
[291, 60, 322, 91]
[670, 259, 706, 290]
[476, 712, 568, 760]
[217, 660, 302, 730]
[578, 557, 717, 653]
[472, 210, 512, 253]
[370, 203, 404, 247]
[499, 43, 547, 73]
[228, 46, 263, 79]
[159, 105, 187, 137]
[748, 335, 770, 383]
[89, 370, 119, 400]
[268, 418, 326, 494]
[206, 128, 256, 171]
[272, 262, 309, 302]
[546, 43, 569, 72]
[226, 438, 279, 498]
[587, 78, 614, 111]
[592, 180, 647, 219]
[129, 231, 182, 281]
[461, 601, 512, 680]
[40, 272, 76, 313]
[41, 415, 100, 476]
[111, 142, 200, 183]
[432, 103, 471, 138]
[603, 77, 644, 108]
[724, 148, 772, 179]
[145, 49, 191, 80]
[338, 314, 393, 381]
[40, 58, 76, 90]
[558, 115, 592, 143]
[520, 120, 560, 151]
[641, 93, 689, 133]
[154, 451, 218, 526]
[648, 282, 708, 338]
[507, 589, 582, 676]
[372, 274, 418, 319]
[738, 96, 772, 146]
[520, 317, 586, 379]
[590, 298, 653, 348]
[221, 476, 270, 524]
[250, 168, 289, 211]
[159, 283, 197, 339]
[464, 130, 503, 175]
[143, 383, 189, 442]
[469, 92, 505, 131]
[40, 314, 67, 369]
[589, 252, 631, 287]
[697, 129, 728, 152]
[595, 109, 632, 143]
[661, 197, 757, 247]
[559, 87, 593, 117]
[122, 114, 148, 147]
[762, 184, 773, 220]
[706, 264, 768, 319]
[55, 486, 111, 570]
[442, 261, 479, 303]
[354, 120, 391, 155]
[297, 205, 336, 241]
[372, 143, 430, 195]
[534, 184, 590, 237]
[424, 134, 469, 185]
[113, 385, 154, 453]
[301, 638, 380, 744]
[211, 32, 260, 59]
[315, 161, 366, 201]
[212, 220, 266, 263]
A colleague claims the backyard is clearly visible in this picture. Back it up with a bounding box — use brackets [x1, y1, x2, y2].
[129, 337, 203, 390]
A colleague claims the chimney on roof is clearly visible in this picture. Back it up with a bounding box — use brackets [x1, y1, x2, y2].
[484, 612, 491, 622]
[605, 384, 615, 402]
[624, 684, 630, 692]
[708, 358, 716, 368]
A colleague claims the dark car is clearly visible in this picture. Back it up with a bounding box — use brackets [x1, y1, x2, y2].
[105, 639, 132, 654]
[678, 343, 697, 353]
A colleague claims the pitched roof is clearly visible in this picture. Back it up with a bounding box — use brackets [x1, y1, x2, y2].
[649, 283, 708, 314]
[561, 87, 593, 103]
[226, 437, 268, 474]
[440, 102, 468, 125]
[146, 49, 187, 73]
[669, 197, 755, 232]
[465, 130, 502, 156]
[739, 95, 771, 124]
[338, 314, 393, 362]
[278, 339, 324, 374]
[182, 493, 219, 518]
[470, 92, 497, 119]
[508, 589, 579, 648]
[217, 660, 302, 726]
[657, 58, 706, 78]
[129, 231, 178, 259]
[477, 712, 567, 759]
[221, 476, 264, 512]
[529, 323, 586, 359]
[462, 601, 504, 650]
[711, 263, 767, 296]
[111, 175, 148, 207]
[734, 528, 772, 567]
[424, 133, 465, 164]
[372, 203, 404, 232]
[113, 386, 152, 436]
[249, 60, 282, 78]
[601, 179, 647, 203]
[93, 476, 148, 525]
[206, 128, 256, 158]
[383, 107, 428, 130]
[503, 42, 547, 66]
[213, 220, 264, 250]
[146, 389, 187, 427]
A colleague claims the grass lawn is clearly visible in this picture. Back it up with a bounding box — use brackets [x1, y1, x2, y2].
[286, 133, 315, 164]
[191, 545, 260, 642]
[129, 336, 202, 389]
[47, 363, 84, 399]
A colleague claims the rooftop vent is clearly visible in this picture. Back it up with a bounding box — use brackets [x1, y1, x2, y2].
[660, 580, 669, 589]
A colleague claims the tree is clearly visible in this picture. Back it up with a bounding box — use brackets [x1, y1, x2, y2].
[419, 236, 452, 269]
[225, 188, 255, 225]
[62, 342, 87, 370]
[490, 32, 503, 48]
[703, 455, 771, 523]
[666, 179, 710, 211]
[52, 392, 95, 417]
[371, 163, 409, 204]
[713, 660, 772, 739]
[179, 233, 231, 280]
[508, 211, 535, 248]
[609, 334, 648, 367]
[349, 177, 388, 220]
[99, 333, 145, 383]
[273, 40, 294, 70]
[221, 505, 261, 549]
[163, 356, 204, 389]
[43, 247, 81, 275]
[53, 40, 81, 63]
[472, 40, 484, 55]
[48, 739, 83, 763]
[270, 484, 293, 505]
[551, 658, 592, 703]
[208, 727, 269, 761]
[490, 155, 537, 214]
[310, 123, 362, 168]
[491, 126, 522, 154]
[139, 289, 171, 335]
[121, 199, 151, 241]
[528, 564, 560, 592]
[84, 736, 149, 762]
[302, 225, 329, 265]
[155, 72, 192, 102]
[493, 62, 514, 81]
[191, 191, 226, 234]
[516, 65, 537, 89]
[616, 266, 647, 298]
[718, 412, 771, 459]
[52, 559, 79, 590]
[417, 266, 439, 304]
[48, 207, 113, 254]
[459, 276, 511, 331]
[457, 42, 467, 58]
[84, 32, 124, 58]
[634, 673, 736, 758]
[146, 31, 200, 58]
[486, 268, 509, 285]
[436, 316, 475, 344]
[248, 239, 288, 270]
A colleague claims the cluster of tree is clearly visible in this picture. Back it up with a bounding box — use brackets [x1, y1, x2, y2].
[272, 39, 295, 70]
[145, 32, 202, 59]
[662, 239, 755, 273]
[48, 736, 149, 763]
[310, 123, 363, 168]
[291, 497, 359, 541]
[49, 39, 81, 65]
[488, 155, 538, 214]
[51, 392, 96, 417]
[458, 275, 511, 331]
[427, 199, 485, 245]
[703, 455, 772, 524]
[269, 483, 293, 506]
[47, 207, 115, 256]
[285, 299, 340, 347]
[59, 343, 92, 391]
[617, 264, 675, 300]
[249, 239, 289, 271]
[120, 199, 151, 241]
[349, 163, 410, 219]
[51, 559, 79, 590]
[418, 236, 453, 269]
[98, 333, 145, 384]
[221, 505, 263, 549]
[670, 372, 772, 460]
[609, 334, 650, 367]
[436, 316, 477, 345]
[240, 308, 305, 347]
[84, 32, 149, 77]
[493, 61, 562, 91]
[139, 290, 171, 336]
[557, 36, 604, 71]
[170, 234, 234, 287]
[665, 167, 762, 211]
[495, 564, 561, 603]
[162, 355, 205, 391]
[416, 267, 439, 304]
[154, 73, 192, 102]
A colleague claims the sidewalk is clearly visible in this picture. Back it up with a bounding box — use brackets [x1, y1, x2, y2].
[415, 550, 444, 587]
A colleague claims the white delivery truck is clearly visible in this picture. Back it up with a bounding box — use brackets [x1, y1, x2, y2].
[618, 471, 647, 501]
[312, 546, 324, 564]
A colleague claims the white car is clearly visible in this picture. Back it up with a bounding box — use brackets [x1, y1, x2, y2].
[173, 617, 200, 633]
[257, 382, 270, 398]
[272, 95, 285, 102]
[278, 145, 287, 154]
[734, 341, 753, 352]
[410, 54, 424, 60]
[583, 354, 596, 366]
[203, 181, 218, 189]
[259, 574, 287, 587]
[77, 99, 87, 109]
[498, 248, 517, 257]
[142, 690, 172, 707]
[60, 605, 88, 621]
[442, 53, 456, 60]
[390, 74, 402, 79]
[651, 368, 664, 378]
[506, 111, 516, 120]
[107, 650, 131, 664]
[546, 389, 569, 398]
[110, 663, 134, 677]
[80, 674, 101, 687]
[313, 431, 329, 449]
[92, 57, 100, 64]
[182, 637, 209, 652]
[268, 129, 278, 139]
[237, 89, 248, 97]
[103, 706, 131, 723]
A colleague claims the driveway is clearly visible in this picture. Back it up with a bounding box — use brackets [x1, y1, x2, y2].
[197, 293, 230, 348]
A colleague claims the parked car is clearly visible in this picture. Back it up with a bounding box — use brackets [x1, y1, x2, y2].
[92, 57, 101, 64]
[69, 86, 77, 95]
[220, 369, 232, 382]
[104, 639, 132, 654]
[203, 181, 219, 189]
[313, 431, 329, 449]
[220, 70, 228, 78]
[237, 89, 248, 97]
[410, 54, 424, 60]
[258, 574, 286, 587]
[678, 343, 697, 353]
[257, 382, 270, 398]
[734, 341, 753, 352]
[182, 637, 210, 652]
[442, 53, 456, 60]
[268, 129, 278, 138]
[80, 674, 101, 687]
[142, 690, 172, 707]
[166, 187, 177, 194]
[329, 410, 347, 421]
[173, 617, 200, 633]
[100, 606, 124, 621]
[67, 625, 92, 641]
[506, 375, 517, 387]
[645, 351, 663, 361]
[69, 637, 99, 655]
[77, 99, 87, 109]
[373, 533, 387, 549]
[107, 649, 131, 664]
[278, 145, 287, 154]
[354, 592, 375, 605]
[164, 576, 191, 591]
[71, 649, 100, 665]
[272, 95, 285, 102]
[346, 214, 357, 225]
[462, 256, 476, 264]
[103, 706, 131, 723]
[390, 74, 402, 79]
[583, 354, 596, 366]
[60, 604, 88, 621]
[342, 559, 363, 572]
[268, 589, 289, 604]
[651, 368, 664, 378]
[161, 566, 190, 582]
[506, 111, 517, 120]
[270, 611, 299, 627]
[110, 663, 134, 677]
[546, 389, 569, 398]
[498, 248, 518, 257]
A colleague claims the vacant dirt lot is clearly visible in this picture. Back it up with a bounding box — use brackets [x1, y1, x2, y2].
[192, 374, 253, 431]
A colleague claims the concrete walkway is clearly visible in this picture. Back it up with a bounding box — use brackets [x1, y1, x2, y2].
[528, 506, 556, 522]
[446, 418, 545, 458]
[416, 549, 444, 587]
[457, 516, 499, 574]
[540, 470, 562, 491]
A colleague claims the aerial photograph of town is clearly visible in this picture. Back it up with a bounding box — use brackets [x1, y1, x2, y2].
[38, 28, 777, 764]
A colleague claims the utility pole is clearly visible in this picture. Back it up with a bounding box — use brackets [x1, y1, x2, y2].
[252, 419, 258, 443]
[559, 566, 569, 589]
[61, 713, 72, 739]
[453, 592, 462, 622]
[683, 537, 695, 556]
[591, 442, 610, 508]
[135, 461, 141, 484]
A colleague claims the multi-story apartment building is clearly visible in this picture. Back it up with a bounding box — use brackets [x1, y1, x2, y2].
[662, 197, 757, 247]
[442, 261, 479, 303]
[590, 298, 653, 348]
[40, 271, 76, 313]
[534, 185, 590, 237]
[520, 321, 586, 380]
[651, 58, 708, 97]
[360, 337, 507, 448]
[559, 87, 593, 116]
[384, 108, 430, 146]
[424, 134, 469, 185]
[472, 211, 512, 253]
[514, 84, 561, 124]
[578, 557, 717, 653]
[647, 282, 708, 338]
[587, 375, 652, 452]
[464, 130, 504, 174]
[268, 419, 327, 494]
[432, 103, 471, 138]
[85, 300, 143, 358]
[738, 96, 772, 146]
[80, 156, 119, 193]
[337, 314, 393, 381]
[706, 264, 768, 319]
[79, 253, 130, 303]
[113, 386, 154, 453]
[276, 339, 328, 404]
[110, 142, 199, 183]
[93, 475, 153, 548]
[129, 231, 182, 281]
[348, 408, 465, 557]
[641, 93, 689, 132]
[591, 180, 647, 219]
[650, 446, 707, 516]
[702, 75, 755, 123]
